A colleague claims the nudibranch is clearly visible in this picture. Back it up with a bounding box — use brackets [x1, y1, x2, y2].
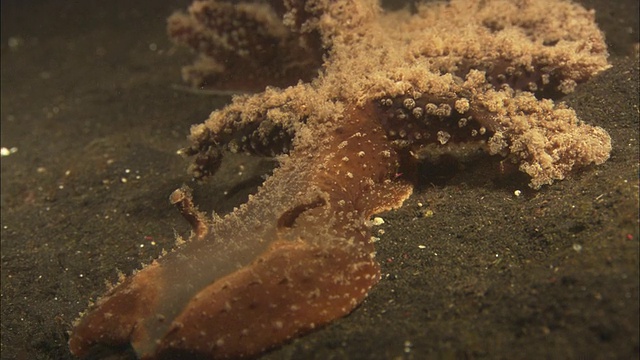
[69, 0, 612, 358]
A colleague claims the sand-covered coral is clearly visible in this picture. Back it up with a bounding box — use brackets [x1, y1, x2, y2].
[175, 0, 611, 188]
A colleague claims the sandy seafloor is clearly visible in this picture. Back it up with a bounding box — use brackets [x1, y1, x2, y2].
[1, 0, 638, 359]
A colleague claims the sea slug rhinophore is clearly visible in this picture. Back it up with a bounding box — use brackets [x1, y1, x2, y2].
[69, 0, 612, 358]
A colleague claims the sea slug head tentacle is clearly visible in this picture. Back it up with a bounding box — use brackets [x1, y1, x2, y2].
[170, 185, 210, 239]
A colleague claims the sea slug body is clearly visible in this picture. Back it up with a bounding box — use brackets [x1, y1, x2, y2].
[69, 0, 612, 358]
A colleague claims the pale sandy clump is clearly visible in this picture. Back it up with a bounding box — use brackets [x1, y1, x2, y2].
[172, 0, 611, 189]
